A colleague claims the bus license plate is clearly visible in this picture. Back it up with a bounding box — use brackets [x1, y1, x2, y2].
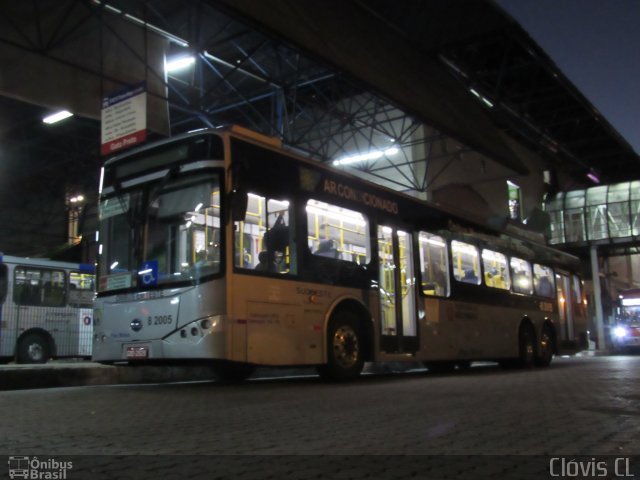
[126, 345, 149, 359]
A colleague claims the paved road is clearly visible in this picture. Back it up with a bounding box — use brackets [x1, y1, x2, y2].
[1, 355, 639, 479]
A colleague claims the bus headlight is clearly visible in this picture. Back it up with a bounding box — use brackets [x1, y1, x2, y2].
[613, 326, 628, 339]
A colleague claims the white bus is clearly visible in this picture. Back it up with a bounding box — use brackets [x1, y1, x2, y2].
[0, 254, 95, 363]
[92, 126, 586, 381]
[611, 288, 640, 352]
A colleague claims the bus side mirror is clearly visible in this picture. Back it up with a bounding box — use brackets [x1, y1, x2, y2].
[230, 190, 248, 222]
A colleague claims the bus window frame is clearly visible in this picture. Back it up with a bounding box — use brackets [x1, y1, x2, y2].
[451, 239, 481, 285]
[510, 256, 534, 296]
[417, 231, 450, 297]
[13, 266, 67, 308]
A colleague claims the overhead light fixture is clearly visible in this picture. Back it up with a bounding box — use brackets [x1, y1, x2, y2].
[469, 88, 494, 108]
[587, 169, 600, 184]
[165, 55, 195, 72]
[43, 110, 73, 124]
[333, 147, 399, 166]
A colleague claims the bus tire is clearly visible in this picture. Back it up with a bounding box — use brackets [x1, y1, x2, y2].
[535, 324, 555, 367]
[317, 310, 364, 381]
[17, 333, 50, 364]
[518, 324, 536, 368]
[210, 360, 255, 383]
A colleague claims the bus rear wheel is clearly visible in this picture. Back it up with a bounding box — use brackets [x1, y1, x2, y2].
[535, 325, 554, 367]
[317, 311, 364, 381]
[518, 324, 536, 368]
[17, 333, 50, 364]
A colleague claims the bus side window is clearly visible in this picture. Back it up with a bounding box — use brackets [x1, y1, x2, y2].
[41, 270, 66, 307]
[69, 271, 95, 308]
[510, 257, 533, 295]
[481, 249, 510, 290]
[533, 264, 555, 298]
[306, 199, 370, 267]
[14, 267, 41, 306]
[305, 199, 370, 286]
[418, 232, 449, 297]
[451, 240, 480, 285]
[234, 194, 296, 275]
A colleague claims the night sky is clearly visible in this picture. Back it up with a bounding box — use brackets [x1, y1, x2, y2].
[498, 0, 640, 154]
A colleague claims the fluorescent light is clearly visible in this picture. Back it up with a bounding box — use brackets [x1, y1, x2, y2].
[166, 56, 195, 72]
[43, 110, 73, 124]
[110, 261, 119, 270]
[469, 88, 494, 108]
[333, 147, 399, 166]
[587, 170, 600, 184]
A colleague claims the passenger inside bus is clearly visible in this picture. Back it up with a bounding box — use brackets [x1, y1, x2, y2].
[462, 268, 478, 284]
[255, 251, 275, 272]
[262, 213, 290, 273]
[315, 239, 339, 259]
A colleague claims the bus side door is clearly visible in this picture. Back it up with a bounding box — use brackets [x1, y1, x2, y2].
[378, 226, 418, 354]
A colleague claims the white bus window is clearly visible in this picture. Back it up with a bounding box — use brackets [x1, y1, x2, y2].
[482, 249, 510, 290]
[306, 199, 370, 265]
[69, 271, 95, 308]
[14, 267, 65, 307]
[511, 257, 533, 295]
[534, 264, 555, 298]
[235, 194, 295, 274]
[418, 232, 449, 296]
[451, 240, 480, 285]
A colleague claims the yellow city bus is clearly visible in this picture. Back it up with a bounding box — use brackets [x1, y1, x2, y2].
[92, 126, 586, 380]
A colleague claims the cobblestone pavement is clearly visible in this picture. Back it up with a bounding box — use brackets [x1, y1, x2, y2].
[1, 355, 639, 479]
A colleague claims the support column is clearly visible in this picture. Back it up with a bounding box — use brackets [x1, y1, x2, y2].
[590, 245, 606, 350]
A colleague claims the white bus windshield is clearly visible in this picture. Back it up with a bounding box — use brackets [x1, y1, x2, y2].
[98, 172, 222, 292]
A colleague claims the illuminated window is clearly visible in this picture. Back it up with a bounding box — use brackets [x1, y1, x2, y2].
[533, 264, 555, 298]
[418, 232, 449, 296]
[235, 193, 295, 274]
[507, 181, 522, 221]
[451, 240, 480, 285]
[510, 257, 533, 295]
[482, 249, 510, 290]
[306, 199, 370, 264]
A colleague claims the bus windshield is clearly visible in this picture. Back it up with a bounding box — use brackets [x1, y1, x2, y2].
[98, 172, 222, 293]
[619, 302, 640, 325]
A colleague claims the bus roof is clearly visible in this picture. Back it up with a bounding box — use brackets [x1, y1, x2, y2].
[0, 254, 95, 272]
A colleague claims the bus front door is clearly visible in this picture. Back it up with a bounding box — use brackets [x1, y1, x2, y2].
[377, 226, 418, 354]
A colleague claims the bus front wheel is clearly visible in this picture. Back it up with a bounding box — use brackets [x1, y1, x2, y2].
[317, 311, 364, 381]
[17, 333, 50, 364]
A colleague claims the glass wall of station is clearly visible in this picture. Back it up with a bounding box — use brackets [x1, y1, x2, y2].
[545, 181, 640, 245]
